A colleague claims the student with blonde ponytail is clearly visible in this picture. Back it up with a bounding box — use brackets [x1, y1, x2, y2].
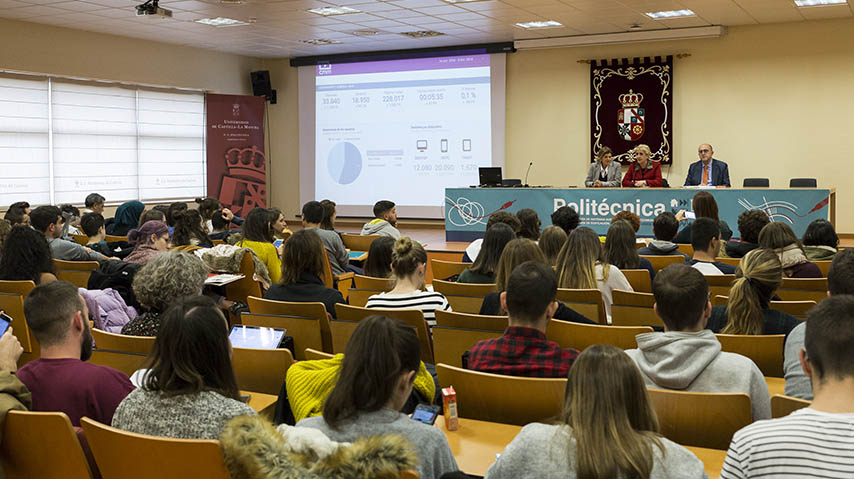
[554, 227, 632, 321]
[365, 236, 450, 328]
[486, 345, 705, 479]
[298, 316, 458, 479]
[707, 248, 801, 336]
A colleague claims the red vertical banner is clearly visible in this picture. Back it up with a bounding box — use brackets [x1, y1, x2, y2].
[206, 93, 267, 216]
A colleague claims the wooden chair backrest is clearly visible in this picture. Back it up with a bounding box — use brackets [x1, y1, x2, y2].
[334, 304, 433, 363]
[92, 328, 155, 355]
[778, 277, 829, 303]
[814, 260, 832, 277]
[1, 411, 93, 479]
[430, 259, 470, 281]
[432, 279, 494, 297]
[714, 296, 816, 318]
[81, 417, 231, 479]
[241, 312, 325, 360]
[232, 346, 294, 395]
[434, 310, 507, 332]
[705, 274, 735, 299]
[716, 334, 786, 377]
[341, 233, 380, 252]
[0, 280, 37, 355]
[104, 234, 127, 243]
[610, 290, 663, 327]
[444, 295, 485, 314]
[640, 255, 685, 273]
[431, 327, 502, 368]
[88, 349, 148, 376]
[304, 348, 333, 360]
[771, 394, 811, 418]
[435, 363, 566, 426]
[71, 234, 89, 245]
[621, 269, 652, 293]
[676, 244, 694, 256]
[246, 297, 331, 353]
[346, 288, 381, 307]
[546, 320, 652, 351]
[321, 248, 335, 289]
[225, 252, 262, 305]
[212, 239, 225, 246]
[399, 470, 419, 479]
[556, 288, 606, 324]
[647, 388, 753, 449]
[715, 257, 740, 267]
[353, 274, 393, 291]
[53, 259, 99, 288]
[328, 319, 361, 354]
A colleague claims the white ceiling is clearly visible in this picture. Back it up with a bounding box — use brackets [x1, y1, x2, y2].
[1, 0, 852, 58]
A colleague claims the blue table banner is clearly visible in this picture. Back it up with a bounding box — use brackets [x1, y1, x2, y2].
[444, 187, 832, 241]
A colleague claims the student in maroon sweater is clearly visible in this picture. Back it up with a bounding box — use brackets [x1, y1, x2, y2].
[16, 281, 134, 426]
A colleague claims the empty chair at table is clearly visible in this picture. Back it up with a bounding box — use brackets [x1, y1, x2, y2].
[112, 296, 255, 440]
[485, 345, 705, 479]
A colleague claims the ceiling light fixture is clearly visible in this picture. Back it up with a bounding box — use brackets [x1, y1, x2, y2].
[399, 30, 445, 37]
[352, 29, 380, 36]
[794, 0, 847, 6]
[645, 9, 695, 19]
[302, 38, 343, 45]
[515, 20, 563, 29]
[308, 6, 360, 15]
[515, 25, 726, 49]
[442, 0, 491, 3]
[194, 16, 247, 26]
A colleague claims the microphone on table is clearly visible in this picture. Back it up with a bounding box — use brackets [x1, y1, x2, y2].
[523, 162, 533, 187]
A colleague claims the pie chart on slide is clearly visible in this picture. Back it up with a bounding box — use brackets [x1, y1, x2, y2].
[327, 142, 362, 185]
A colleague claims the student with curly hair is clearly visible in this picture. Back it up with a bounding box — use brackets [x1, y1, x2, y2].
[121, 252, 208, 336]
[0, 226, 57, 285]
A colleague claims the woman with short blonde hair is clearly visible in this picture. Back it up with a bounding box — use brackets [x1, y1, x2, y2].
[621, 144, 663, 188]
[486, 345, 705, 478]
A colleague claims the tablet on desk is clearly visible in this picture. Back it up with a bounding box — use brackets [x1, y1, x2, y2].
[229, 325, 287, 349]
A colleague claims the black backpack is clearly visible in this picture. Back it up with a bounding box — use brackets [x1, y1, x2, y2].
[87, 260, 143, 309]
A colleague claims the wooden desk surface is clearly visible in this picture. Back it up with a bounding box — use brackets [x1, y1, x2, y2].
[436, 416, 726, 478]
[242, 390, 277, 419]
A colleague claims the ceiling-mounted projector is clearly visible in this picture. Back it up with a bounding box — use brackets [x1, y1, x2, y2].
[136, 0, 172, 18]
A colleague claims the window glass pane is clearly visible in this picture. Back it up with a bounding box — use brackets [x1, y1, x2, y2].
[0, 75, 50, 206]
[138, 89, 205, 202]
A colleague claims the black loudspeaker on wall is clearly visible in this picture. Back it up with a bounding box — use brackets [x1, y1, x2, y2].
[250, 70, 277, 104]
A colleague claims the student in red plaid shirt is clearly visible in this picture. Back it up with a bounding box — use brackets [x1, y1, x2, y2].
[468, 261, 579, 377]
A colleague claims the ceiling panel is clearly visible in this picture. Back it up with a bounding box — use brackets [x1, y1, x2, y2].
[0, 0, 846, 58]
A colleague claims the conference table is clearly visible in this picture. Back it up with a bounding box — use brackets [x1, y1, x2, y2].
[444, 187, 835, 240]
[437, 416, 726, 478]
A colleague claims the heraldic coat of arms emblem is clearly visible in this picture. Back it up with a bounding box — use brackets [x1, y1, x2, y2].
[617, 90, 645, 141]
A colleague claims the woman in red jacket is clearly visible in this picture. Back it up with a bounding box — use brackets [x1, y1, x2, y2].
[621, 144, 662, 187]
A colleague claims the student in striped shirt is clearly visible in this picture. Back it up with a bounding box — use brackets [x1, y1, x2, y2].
[722, 295, 854, 479]
[365, 236, 450, 329]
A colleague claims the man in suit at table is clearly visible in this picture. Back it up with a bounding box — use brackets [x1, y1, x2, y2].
[684, 144, 731, 187]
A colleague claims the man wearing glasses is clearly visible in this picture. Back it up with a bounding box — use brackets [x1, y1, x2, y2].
[684, 143, 731, 187]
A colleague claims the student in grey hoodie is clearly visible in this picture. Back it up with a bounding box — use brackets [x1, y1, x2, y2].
[361, 200, 401, 239]
[625, 263, 771, 420]
[637, 212, 690, 260]
[784, 248, 854, 399]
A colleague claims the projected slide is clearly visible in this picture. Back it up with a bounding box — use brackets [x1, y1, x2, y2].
[315, 54, 492, 207]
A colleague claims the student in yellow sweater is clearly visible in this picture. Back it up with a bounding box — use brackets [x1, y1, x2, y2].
[237, 208, 283, 283]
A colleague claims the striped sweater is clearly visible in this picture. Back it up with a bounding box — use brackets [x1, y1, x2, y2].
[365, 290, 451, 327]
[722, 408, 854, 478]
